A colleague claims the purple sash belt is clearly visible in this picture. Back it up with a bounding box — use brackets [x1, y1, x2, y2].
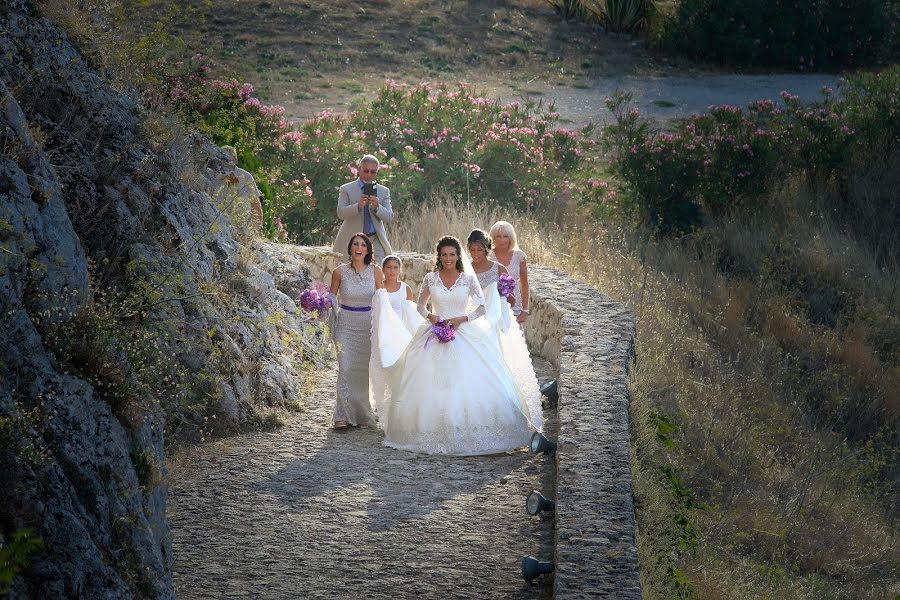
[340, 304, 371, 312]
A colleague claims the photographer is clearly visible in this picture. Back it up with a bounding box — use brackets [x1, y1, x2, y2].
[332, 154, 394, 263]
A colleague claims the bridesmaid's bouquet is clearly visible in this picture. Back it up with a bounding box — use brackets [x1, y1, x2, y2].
[497, 273, 517, 297]
[425, 320, 455, 348]
[298, 282, 333, 317]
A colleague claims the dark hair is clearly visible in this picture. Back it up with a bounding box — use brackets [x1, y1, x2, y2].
[347, 233, 374, 265]
[381, 255, 402, 269]
[434, 236, 464, 272]
[466, 228, 492, 253]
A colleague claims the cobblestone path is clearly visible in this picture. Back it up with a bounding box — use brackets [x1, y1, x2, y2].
[168, 360, 556, 599]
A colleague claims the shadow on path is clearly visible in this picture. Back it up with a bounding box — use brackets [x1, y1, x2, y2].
[168, 365, 554, 599]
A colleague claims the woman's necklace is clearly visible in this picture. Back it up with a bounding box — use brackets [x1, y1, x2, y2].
[350, 262, 367, 278]
[472, 259, 489, 273]
[494, 249, 511, 267]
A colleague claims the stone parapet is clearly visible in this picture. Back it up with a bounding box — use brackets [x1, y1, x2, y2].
[527, 265, 640, 599]
[296, 246, 640, 597]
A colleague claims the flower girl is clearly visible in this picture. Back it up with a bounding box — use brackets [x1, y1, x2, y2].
[381, 255, 413, 319]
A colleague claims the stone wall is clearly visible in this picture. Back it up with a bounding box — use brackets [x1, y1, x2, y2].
[297, 246, 640, 597]
[529, 265, 640, 599]
[0, 3, 312, 595]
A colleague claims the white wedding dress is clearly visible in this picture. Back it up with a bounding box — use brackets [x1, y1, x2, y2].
[371, 270, 535, 455]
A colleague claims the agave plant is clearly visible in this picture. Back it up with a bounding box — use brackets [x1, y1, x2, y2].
[591, 0, 646, 32]
[544, 0, 590, 21]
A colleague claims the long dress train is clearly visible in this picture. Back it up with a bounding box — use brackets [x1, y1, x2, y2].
[371, 271, 535, 455]
[475, 262, 544, 430]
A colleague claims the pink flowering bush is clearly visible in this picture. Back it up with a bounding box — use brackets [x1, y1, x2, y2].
[602, 67, 899, 233]
[152, 66, 596, 241]
[151, 54, 289, 236]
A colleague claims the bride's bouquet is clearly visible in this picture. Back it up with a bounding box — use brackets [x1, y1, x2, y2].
[298, 282, 334, 318]
[497, 273, 517, 298]
[425, 320, 455, 348]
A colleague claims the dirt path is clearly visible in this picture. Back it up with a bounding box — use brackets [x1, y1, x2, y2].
[286, 72, 840, 131]
[491, 73, 840, 128]
[167, 360, 557, 599]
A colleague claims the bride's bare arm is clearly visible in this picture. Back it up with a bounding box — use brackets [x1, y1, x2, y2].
[329, 266, 341, 295]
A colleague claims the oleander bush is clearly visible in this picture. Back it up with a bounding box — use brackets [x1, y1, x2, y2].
[658, 0, 899, 69]
[600, 66, 900, 239]
[150, 59, 598, 243]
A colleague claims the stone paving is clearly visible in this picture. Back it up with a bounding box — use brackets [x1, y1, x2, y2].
[168, 359, 558, 599]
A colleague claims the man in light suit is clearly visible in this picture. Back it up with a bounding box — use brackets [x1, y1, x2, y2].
[332, 154, 394, 263]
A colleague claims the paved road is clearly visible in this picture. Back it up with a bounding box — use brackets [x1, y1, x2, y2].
[168, 360, 557, 599]
[501, 73, 839, 128]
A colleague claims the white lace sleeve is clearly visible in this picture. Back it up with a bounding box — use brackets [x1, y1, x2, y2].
[417, 273, 433, 318]
[465, 274, 486, 322]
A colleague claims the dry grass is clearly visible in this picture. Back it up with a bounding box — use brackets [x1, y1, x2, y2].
[395, 191, 899, 599]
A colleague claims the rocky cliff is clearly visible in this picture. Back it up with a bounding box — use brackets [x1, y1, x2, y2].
[0, 1, 317, 596]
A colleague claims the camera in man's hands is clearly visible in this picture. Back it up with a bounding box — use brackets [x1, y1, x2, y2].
[363, 182, 376, 197]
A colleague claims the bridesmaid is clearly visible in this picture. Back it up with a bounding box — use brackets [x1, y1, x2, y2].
[489, 220, 530, 325]
[468, 228, 543, 430]
[467, 229, 510, 299]
[329, 233, 383, 429]
[381, 255, 414, 318]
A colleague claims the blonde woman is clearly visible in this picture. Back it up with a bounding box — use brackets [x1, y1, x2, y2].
[489, 221, 529, 325]
[467, 229, 543, 430]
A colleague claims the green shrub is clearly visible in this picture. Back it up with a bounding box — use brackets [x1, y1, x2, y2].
[0, 529, 43, 595]
[593, 0, 646, 32]
[153, 64, 596, 243]
[601, 66, 900, 233]
[659, 0, 896, 69]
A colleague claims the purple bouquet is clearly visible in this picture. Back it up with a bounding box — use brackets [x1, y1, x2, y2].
[497, 273, 517, 297]
[425, 320, 455, 348]
[298, 282, 333, 316]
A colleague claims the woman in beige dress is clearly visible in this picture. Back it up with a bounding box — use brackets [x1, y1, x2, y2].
[329, 233, 383, 429]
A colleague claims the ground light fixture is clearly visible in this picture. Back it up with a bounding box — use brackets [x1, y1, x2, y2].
[525, 491, 556, 516]
[521, 555, 555, 581]
[539, 378, 558, 403]
[529, 431, 557, 456]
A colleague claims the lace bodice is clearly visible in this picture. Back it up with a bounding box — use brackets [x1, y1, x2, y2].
[474, 262, 500, 290]
[338, 263, 376, 307]
[417, 271, 486, 321]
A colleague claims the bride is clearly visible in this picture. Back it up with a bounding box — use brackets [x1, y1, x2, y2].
[371, 236, 536, 455]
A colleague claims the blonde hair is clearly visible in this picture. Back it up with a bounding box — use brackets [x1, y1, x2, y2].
[488, 220, 519, 251]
